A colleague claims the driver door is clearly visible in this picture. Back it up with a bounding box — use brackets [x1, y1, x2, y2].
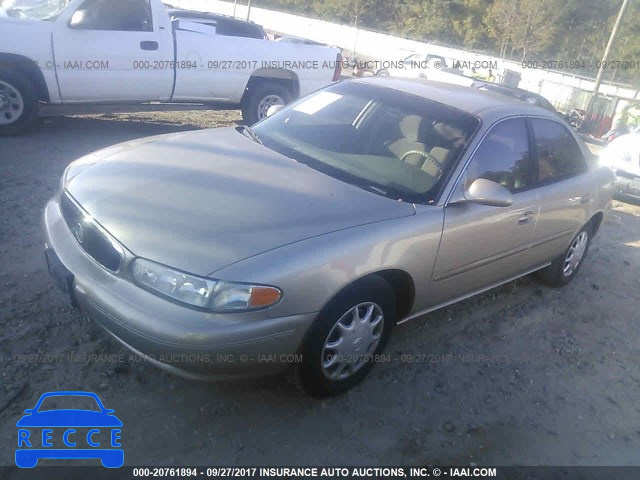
[428, 118, 541, 306]
[52, 0, 173, 102]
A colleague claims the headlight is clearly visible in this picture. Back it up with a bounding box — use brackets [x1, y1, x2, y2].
[132, 258, 282, 311]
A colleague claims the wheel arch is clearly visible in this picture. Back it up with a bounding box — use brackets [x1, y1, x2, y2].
[589, 211, 604, 236]
[241, 69, 300, 104]
[0, 53, 50, 103]
[317, 269, 416, 325]
[374, 269, 415, 322]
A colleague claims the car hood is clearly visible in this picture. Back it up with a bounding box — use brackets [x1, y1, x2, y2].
[66, 128, 415, 276]
[16, 410, 123, 427]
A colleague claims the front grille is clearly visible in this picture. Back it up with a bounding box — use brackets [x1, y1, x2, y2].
[60, 193, 123, 272]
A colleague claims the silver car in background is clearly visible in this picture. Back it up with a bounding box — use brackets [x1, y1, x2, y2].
[44, 78, 615, 396]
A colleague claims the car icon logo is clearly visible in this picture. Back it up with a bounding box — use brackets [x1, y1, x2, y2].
[15, 391, 123, 468]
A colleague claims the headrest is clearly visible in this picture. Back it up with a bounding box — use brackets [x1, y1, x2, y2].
[433, 122, 464, 144]
[399, 115, 422, 142]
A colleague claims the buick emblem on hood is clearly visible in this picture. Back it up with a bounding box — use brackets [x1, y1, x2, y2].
[72, 222, 85, 245]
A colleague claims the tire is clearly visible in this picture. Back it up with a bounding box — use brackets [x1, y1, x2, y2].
[376, 69, 390, 77]
[241, 81, 292, 126]
[296, 276, 396, 397]
[0, 68, 39, 136]
[537, 222, 593, 288]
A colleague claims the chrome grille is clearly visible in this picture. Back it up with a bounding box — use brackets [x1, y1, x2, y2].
[60, 193, 123, 272]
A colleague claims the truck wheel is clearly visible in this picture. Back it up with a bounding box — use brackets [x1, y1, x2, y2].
[241, 81, 292, 125]
[0, 69, 39, 136]
[536, 222, 593, 288]
[296, 276, 396, 397]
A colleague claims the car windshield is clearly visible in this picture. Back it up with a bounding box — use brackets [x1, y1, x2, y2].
[38, 395, 102, 412]
[0, 0, 70, 20]
[252, 82, 479, 204]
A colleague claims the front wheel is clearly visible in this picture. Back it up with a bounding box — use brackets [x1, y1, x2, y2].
[0, 69, 39, 136]
[297, 276, 396, 397]
[537, 223, 593, 287]
[241, 81, 292, 126]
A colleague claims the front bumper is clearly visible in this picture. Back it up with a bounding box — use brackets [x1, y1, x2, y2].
[44, 198, 316, 379]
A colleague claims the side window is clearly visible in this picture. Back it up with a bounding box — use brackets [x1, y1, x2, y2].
[531, 118, 587, 183]
[71, 0, 152, 32]
[465, 118, 533, 193]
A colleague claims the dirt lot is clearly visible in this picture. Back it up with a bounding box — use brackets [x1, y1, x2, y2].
[1, 111, 639, 468]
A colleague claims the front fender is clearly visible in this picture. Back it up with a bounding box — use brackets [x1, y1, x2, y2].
[212, 210, 443, 318]
[0, 19, 58, 102]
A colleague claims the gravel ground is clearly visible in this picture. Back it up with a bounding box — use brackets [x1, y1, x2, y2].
[1, 111, 639, 468]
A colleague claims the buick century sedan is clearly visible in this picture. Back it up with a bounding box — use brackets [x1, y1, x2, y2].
[44, 78, 615, 396]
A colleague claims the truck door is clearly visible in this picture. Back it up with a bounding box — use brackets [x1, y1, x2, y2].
[52, 0, 174, 102]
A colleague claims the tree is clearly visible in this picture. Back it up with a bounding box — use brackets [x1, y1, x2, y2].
[512, 0, 559, 61]
[454, 0, 492, 49]
[484, 0, 521, 58]
[253, 0, 640, 86]
[396, 0, 466, 45]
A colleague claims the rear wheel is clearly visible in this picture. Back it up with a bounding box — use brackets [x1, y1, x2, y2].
[241, 81, 292, 125]
[537, 223, 593, 287]
[297, 276, 395, 397]
[0, 69, 38, 136]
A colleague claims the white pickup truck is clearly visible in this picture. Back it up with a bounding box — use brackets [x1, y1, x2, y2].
[0, 0, 342, 134]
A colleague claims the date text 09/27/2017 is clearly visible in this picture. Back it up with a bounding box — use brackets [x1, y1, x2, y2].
[522, 59, 640, 70]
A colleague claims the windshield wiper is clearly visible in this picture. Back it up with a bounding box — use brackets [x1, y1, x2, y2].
[238, 125, 263, 145]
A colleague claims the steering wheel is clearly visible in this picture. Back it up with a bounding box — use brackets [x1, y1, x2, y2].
[400, 150, 443, 176]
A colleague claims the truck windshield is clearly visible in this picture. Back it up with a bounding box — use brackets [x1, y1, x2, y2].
[252, 81, 479, 204]
[0, 0, 71, 20]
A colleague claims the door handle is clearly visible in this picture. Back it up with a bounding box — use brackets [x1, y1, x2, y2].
[140, 41, 159, 51]
[518, 211, 535, 225]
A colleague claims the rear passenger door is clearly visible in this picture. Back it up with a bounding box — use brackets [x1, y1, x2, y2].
[527, 118, 592, 266]
[429, 118, 540, 306]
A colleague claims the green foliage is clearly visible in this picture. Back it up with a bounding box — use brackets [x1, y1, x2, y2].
[253, 0, 640, 84]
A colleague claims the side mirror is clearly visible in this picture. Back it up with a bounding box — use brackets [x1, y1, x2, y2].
[266, 104, 284, 117]
[463, 178, 513, 207]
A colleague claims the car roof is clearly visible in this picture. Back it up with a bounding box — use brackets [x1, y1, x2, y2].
[475, 82, 558, 112]
[354, 77, 556, 120]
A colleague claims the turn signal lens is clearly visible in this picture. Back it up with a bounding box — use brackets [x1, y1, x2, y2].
[249, 287, 282, 308]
